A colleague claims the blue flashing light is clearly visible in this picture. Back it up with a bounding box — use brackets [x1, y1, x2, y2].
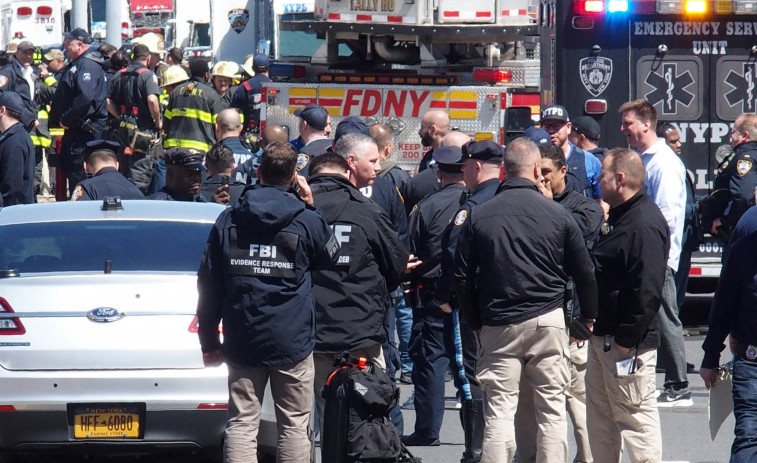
[607, 0, 629, 12]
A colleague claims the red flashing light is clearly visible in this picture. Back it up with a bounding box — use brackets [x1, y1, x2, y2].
[584, 99, 608, 114]
[473, 68, 512, 83]
[358, 357, 367, 369]
[16, 6, 32, 16]
[37, 6, 52, 15]
[575, 0, 604, 14]
[267, 89, 279, 95]
[0, 298, 25, 335]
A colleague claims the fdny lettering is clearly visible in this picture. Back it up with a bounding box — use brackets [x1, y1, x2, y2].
[178, 86, 204, 97]
[634, 21, 721, 36]
[351, 0, 395, 12]
[250, 244, 277, 258]
[342, 89, 430, 118]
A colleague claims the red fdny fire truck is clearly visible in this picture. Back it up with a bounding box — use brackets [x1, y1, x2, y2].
[541, 0, 757, 294]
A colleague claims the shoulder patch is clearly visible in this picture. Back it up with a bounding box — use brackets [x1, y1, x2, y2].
[454, 209, 468, 226]
[0, 75, 7, 88]
[737, 159, 753, 177]
[82, 72, 91, 82]
[71, 185, 83, 201]
[296, 153, 309, 172]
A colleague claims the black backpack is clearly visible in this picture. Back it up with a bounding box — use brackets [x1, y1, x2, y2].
[321, 353, 420, 463]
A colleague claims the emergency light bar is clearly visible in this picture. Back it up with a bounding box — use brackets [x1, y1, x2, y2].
[473, 69, 512, 84]
[575, 0, 757, 14]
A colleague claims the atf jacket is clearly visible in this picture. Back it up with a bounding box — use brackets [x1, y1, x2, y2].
[164, 77, 224, 152]
[360, 175, 410, 249]
[197, 184, 339, 367]
[49, 49, 108, 135]
[0, 122, 35, 206]
[702, 230, 757, 369]
[591, 192, 669, 350]
[309, 174, 408, 354]
[454, 177, 598, 329]
[0, 57, 38, 129]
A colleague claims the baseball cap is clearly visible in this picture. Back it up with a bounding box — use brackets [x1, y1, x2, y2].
[63, 27, 92, 44]
[294, 104, 329, 131]
[523, 126, 551, 145]
[541, 105, 570, 123]
[16, 41, 34, 52]
[461, 140, 503, 162]
[334, 116, 368, 144]
[433, 146, 464, 173]
[163, 148, 207, 171]
[44, 49, 64, 61]
[572, 116, 601, 141]
[253, 53, 269, 71]
[0, 92, 26, 115]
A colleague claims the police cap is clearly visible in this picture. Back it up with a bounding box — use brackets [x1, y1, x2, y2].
[541, 104, 569, 123]
[84, 140, 121, 158]
[294, 104, 329, 130]
[462, 140, 502, 163]
[163, 148, 207, 171]
[433, 146, 463, 173]
[523, 126, 551, 145]
[0, 92, 26, 115]
[253, 53, 270, 71]
[63, 27, 92, 44]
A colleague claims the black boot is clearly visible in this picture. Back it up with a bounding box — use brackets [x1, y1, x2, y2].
[461, 399, 484, 463]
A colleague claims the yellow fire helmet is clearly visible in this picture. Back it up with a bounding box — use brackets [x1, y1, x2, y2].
[133, 32, 166, 56]
[241, 54, 255, 77]
[211, 61, 240, 80]
[161, 65, 189, 88]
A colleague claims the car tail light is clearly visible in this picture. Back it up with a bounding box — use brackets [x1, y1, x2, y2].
[584, 99, 607, 114]
[188, 316, 222, 334]
[0, 405, 16, 411]
[0, 298, 25, 335]
[16, 6, 32, 16]
[198, 403, 228, 410]
[37, 5, 52, 15]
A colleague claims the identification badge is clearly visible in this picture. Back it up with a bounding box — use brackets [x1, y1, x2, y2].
[746, 344, 757, 360]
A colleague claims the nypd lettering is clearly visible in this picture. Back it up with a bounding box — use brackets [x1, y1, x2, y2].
[227, 228, 298, 278]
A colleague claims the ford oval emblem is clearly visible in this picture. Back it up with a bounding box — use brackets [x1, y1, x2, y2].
[87, 307, 124, 322]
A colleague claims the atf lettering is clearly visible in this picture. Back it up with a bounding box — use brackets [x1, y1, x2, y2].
[332, 224, 352, 246]
[249, 244, 277, 258]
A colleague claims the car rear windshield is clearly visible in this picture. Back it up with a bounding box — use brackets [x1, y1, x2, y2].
[0, 220, 212, 273]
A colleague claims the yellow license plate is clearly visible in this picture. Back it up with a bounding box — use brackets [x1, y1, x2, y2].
[73, 409, 140, 439]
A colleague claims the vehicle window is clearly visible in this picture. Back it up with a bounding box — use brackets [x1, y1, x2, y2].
[0, 220, 212, 273]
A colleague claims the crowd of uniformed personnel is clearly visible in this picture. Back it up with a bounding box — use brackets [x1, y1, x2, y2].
[2, 27, 757, 463]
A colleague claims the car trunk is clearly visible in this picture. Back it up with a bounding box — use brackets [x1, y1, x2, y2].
[0, 273, 207, 371]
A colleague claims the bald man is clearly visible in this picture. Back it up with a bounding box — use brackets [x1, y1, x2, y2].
[370, 123, 410, 190]
[234, 124, 289, 184]
[401, 130, 470, 215]
[417, 110, 451, 172]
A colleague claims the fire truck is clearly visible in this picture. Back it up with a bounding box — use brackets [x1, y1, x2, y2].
[261, 0, 543, 173]
[542, 0, 757, 295]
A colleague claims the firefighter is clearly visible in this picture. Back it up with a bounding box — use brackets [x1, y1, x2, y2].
[107, 43, 163, 194]
[150, 65, 190, 195]
[49, 28, 109, 196]
[231, 53, 271, 151]
[164, 57, 224, 153]
[210, 61, 240, 109]
[30, 49, 64, 197]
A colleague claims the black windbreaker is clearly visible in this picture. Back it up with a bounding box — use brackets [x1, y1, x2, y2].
[309, 174, 409, 353]
[454, 177, 598, 329]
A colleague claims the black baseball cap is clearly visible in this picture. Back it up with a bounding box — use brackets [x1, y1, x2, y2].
[572, 116, 601, 141]
[163, 148, 206, 171]
[461, 140, 503, 162]
[433, 146, 463, 173]
[334, 116, 368, 144]
[294, 104, 329, 131]
[541, 105, 570, 123]
[0, 92, 26, 115]
[63, 27, 92, 44]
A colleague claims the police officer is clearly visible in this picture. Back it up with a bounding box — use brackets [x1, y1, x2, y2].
[197, 141, 339, 463]
[71, 140, 145, 201]
[541, 105, 602, 199]
[307, 145, 408, 427]
[149, 148, 206, 201]
[107, 43, 163, 193]
[164, 57, 224, 153]
[403, 145, 468, 447]
[569, 116, 607, 163]
[701, 113, 757, 243]
[0, 92, 35, 206]
[231, 53, 271, 150]
[0, 40, 38, 130]
[436, 140, 502, 462]
[198, 141, 246, 205]
[214, 108, 254, 183]
[288, 104, 331, 159]
[49, 28, 108, 196]
[454, 137, 598, 462]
